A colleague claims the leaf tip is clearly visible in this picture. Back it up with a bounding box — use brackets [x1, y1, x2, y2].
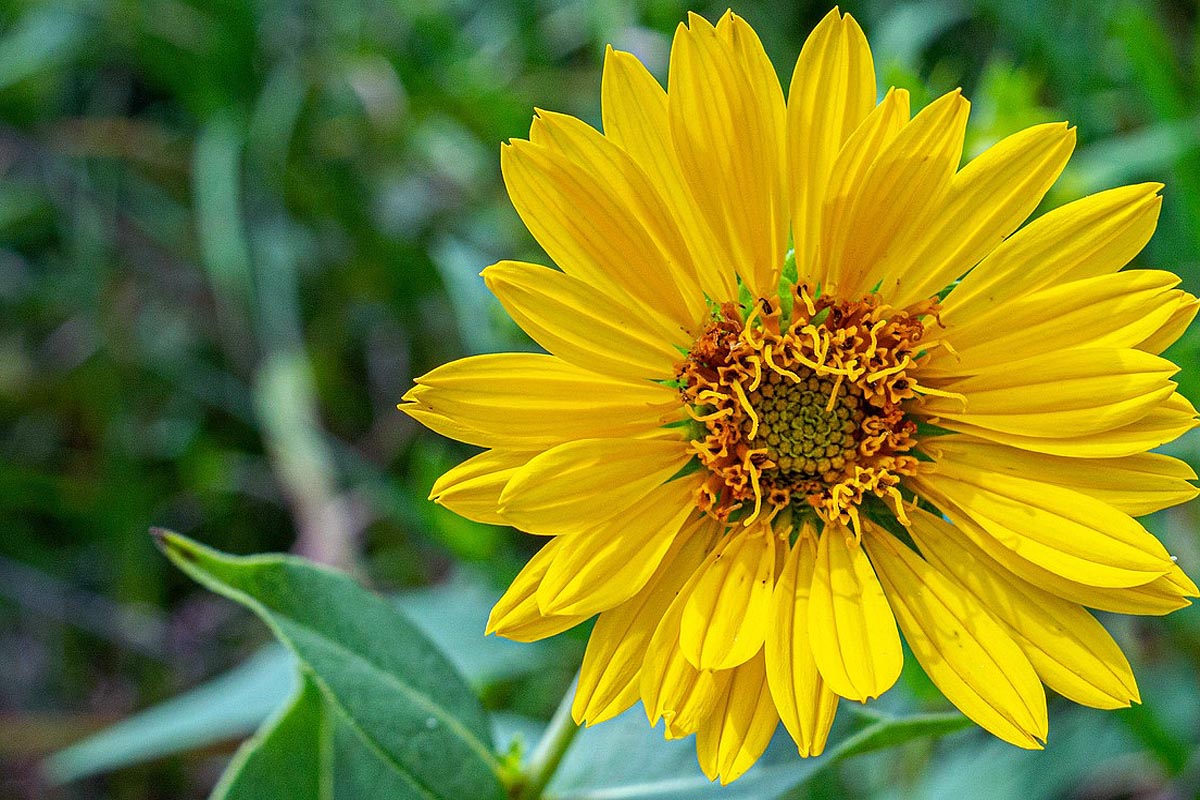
[150, 528, 199, 564]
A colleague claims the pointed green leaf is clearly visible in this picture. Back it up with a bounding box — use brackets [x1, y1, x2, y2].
[828, 711, 972, 760]
[44, 570, 550, 786]
[154, 530, 505, 800]
[212, 676, 327, 800]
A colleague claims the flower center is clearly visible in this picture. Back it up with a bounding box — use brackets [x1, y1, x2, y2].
[745, 369, 863, 481]
[676, 285, 940, 534]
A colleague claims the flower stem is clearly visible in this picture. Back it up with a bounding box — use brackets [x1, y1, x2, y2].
[516, 675, 580, 800]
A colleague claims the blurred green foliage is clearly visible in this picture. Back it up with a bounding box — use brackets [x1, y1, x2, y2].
[1, 0, 1199, 798]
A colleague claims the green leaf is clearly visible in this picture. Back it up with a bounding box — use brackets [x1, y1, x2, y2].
[824, 710, 972, 761]
[332, 714, 425, 800]
[212, 675, 326, 800]
[393, 570, 551, 687]
[544, 707, 971, 800]
[45, 571, 550, 785]
[153, 529, 506, 800]
[209, 670, 463, 800]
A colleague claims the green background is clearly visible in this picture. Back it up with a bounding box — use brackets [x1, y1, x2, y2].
[1, 0, 1198, 797]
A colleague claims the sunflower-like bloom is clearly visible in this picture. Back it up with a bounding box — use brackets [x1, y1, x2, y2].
[401, 8, 1200, 783]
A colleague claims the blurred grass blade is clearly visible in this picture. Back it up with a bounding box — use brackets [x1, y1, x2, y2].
[153, 529, 507, 800]
[430, 235, 510, 355]
[1067, 115, 1200, 194]
[252, 352, 353, 569]
[211, 674, 325, 800]
[193, 110, 254, 310]
[0, 6, 88, 91]
[871, 0, 969, 71]
[1111, 2, 1189, 122]
[43, 647, 297, 786]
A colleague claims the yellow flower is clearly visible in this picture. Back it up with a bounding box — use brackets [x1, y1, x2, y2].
[401, 7, 1200, 783]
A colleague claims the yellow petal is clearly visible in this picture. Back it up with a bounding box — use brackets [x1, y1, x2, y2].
[499, 437, 690, 535]
[486, 537, 589, 642]
[943, 183, 1163, 323]
[715, 9, 788, 296]
[679, 526, 777, 670]
[808, 523, 902, 701]
[765, 529, 838, 756]
[865, 525, 1048, 749]
[641, 563, 731, 738]
[826, 89, 970, 300]
[501, 137, 695, 328]
[937, 390, 1198, 458]
[573, 517, 720, 726]
[921, 436, 1199, 517]
[926, 270, 1191, 377]
[402, 353, 680, 449]
[528, 110, 707, 325]
[695, 652, 779, 784]
[668, 12, 787, 298]
[536, 478, 700, 616]
[920, 348, 1178, 438]
[482, 260, 685, 381]
[907, 493, 1195, 616]
[717, 12, 787, 149]
[429, 449, 535, 525]
[907, 508, 1140, 709]
[787, 8, 876, 282]
[911, 462, 1173, 589]
[1135, 292, 1200, 354]
[884, 122, 1076, 308]
[814, 86, 911, 291]
[600, 46, 737, 301]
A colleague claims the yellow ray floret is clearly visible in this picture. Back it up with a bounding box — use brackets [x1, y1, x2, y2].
[764, 527, 839, 757]
[865, 524, 1048, 748]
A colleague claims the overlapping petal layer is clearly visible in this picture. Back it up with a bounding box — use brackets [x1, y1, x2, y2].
[679, 524, 777, 670]
[808, 523, 902, 701]
[866, 526, 1048, 749]
[765, 531, 838, 757]
[573, 517, 720, 725]
[911, 463, 1174, 589]
[907, 508, 1140, 710]
[403, 6, 1198, 784]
